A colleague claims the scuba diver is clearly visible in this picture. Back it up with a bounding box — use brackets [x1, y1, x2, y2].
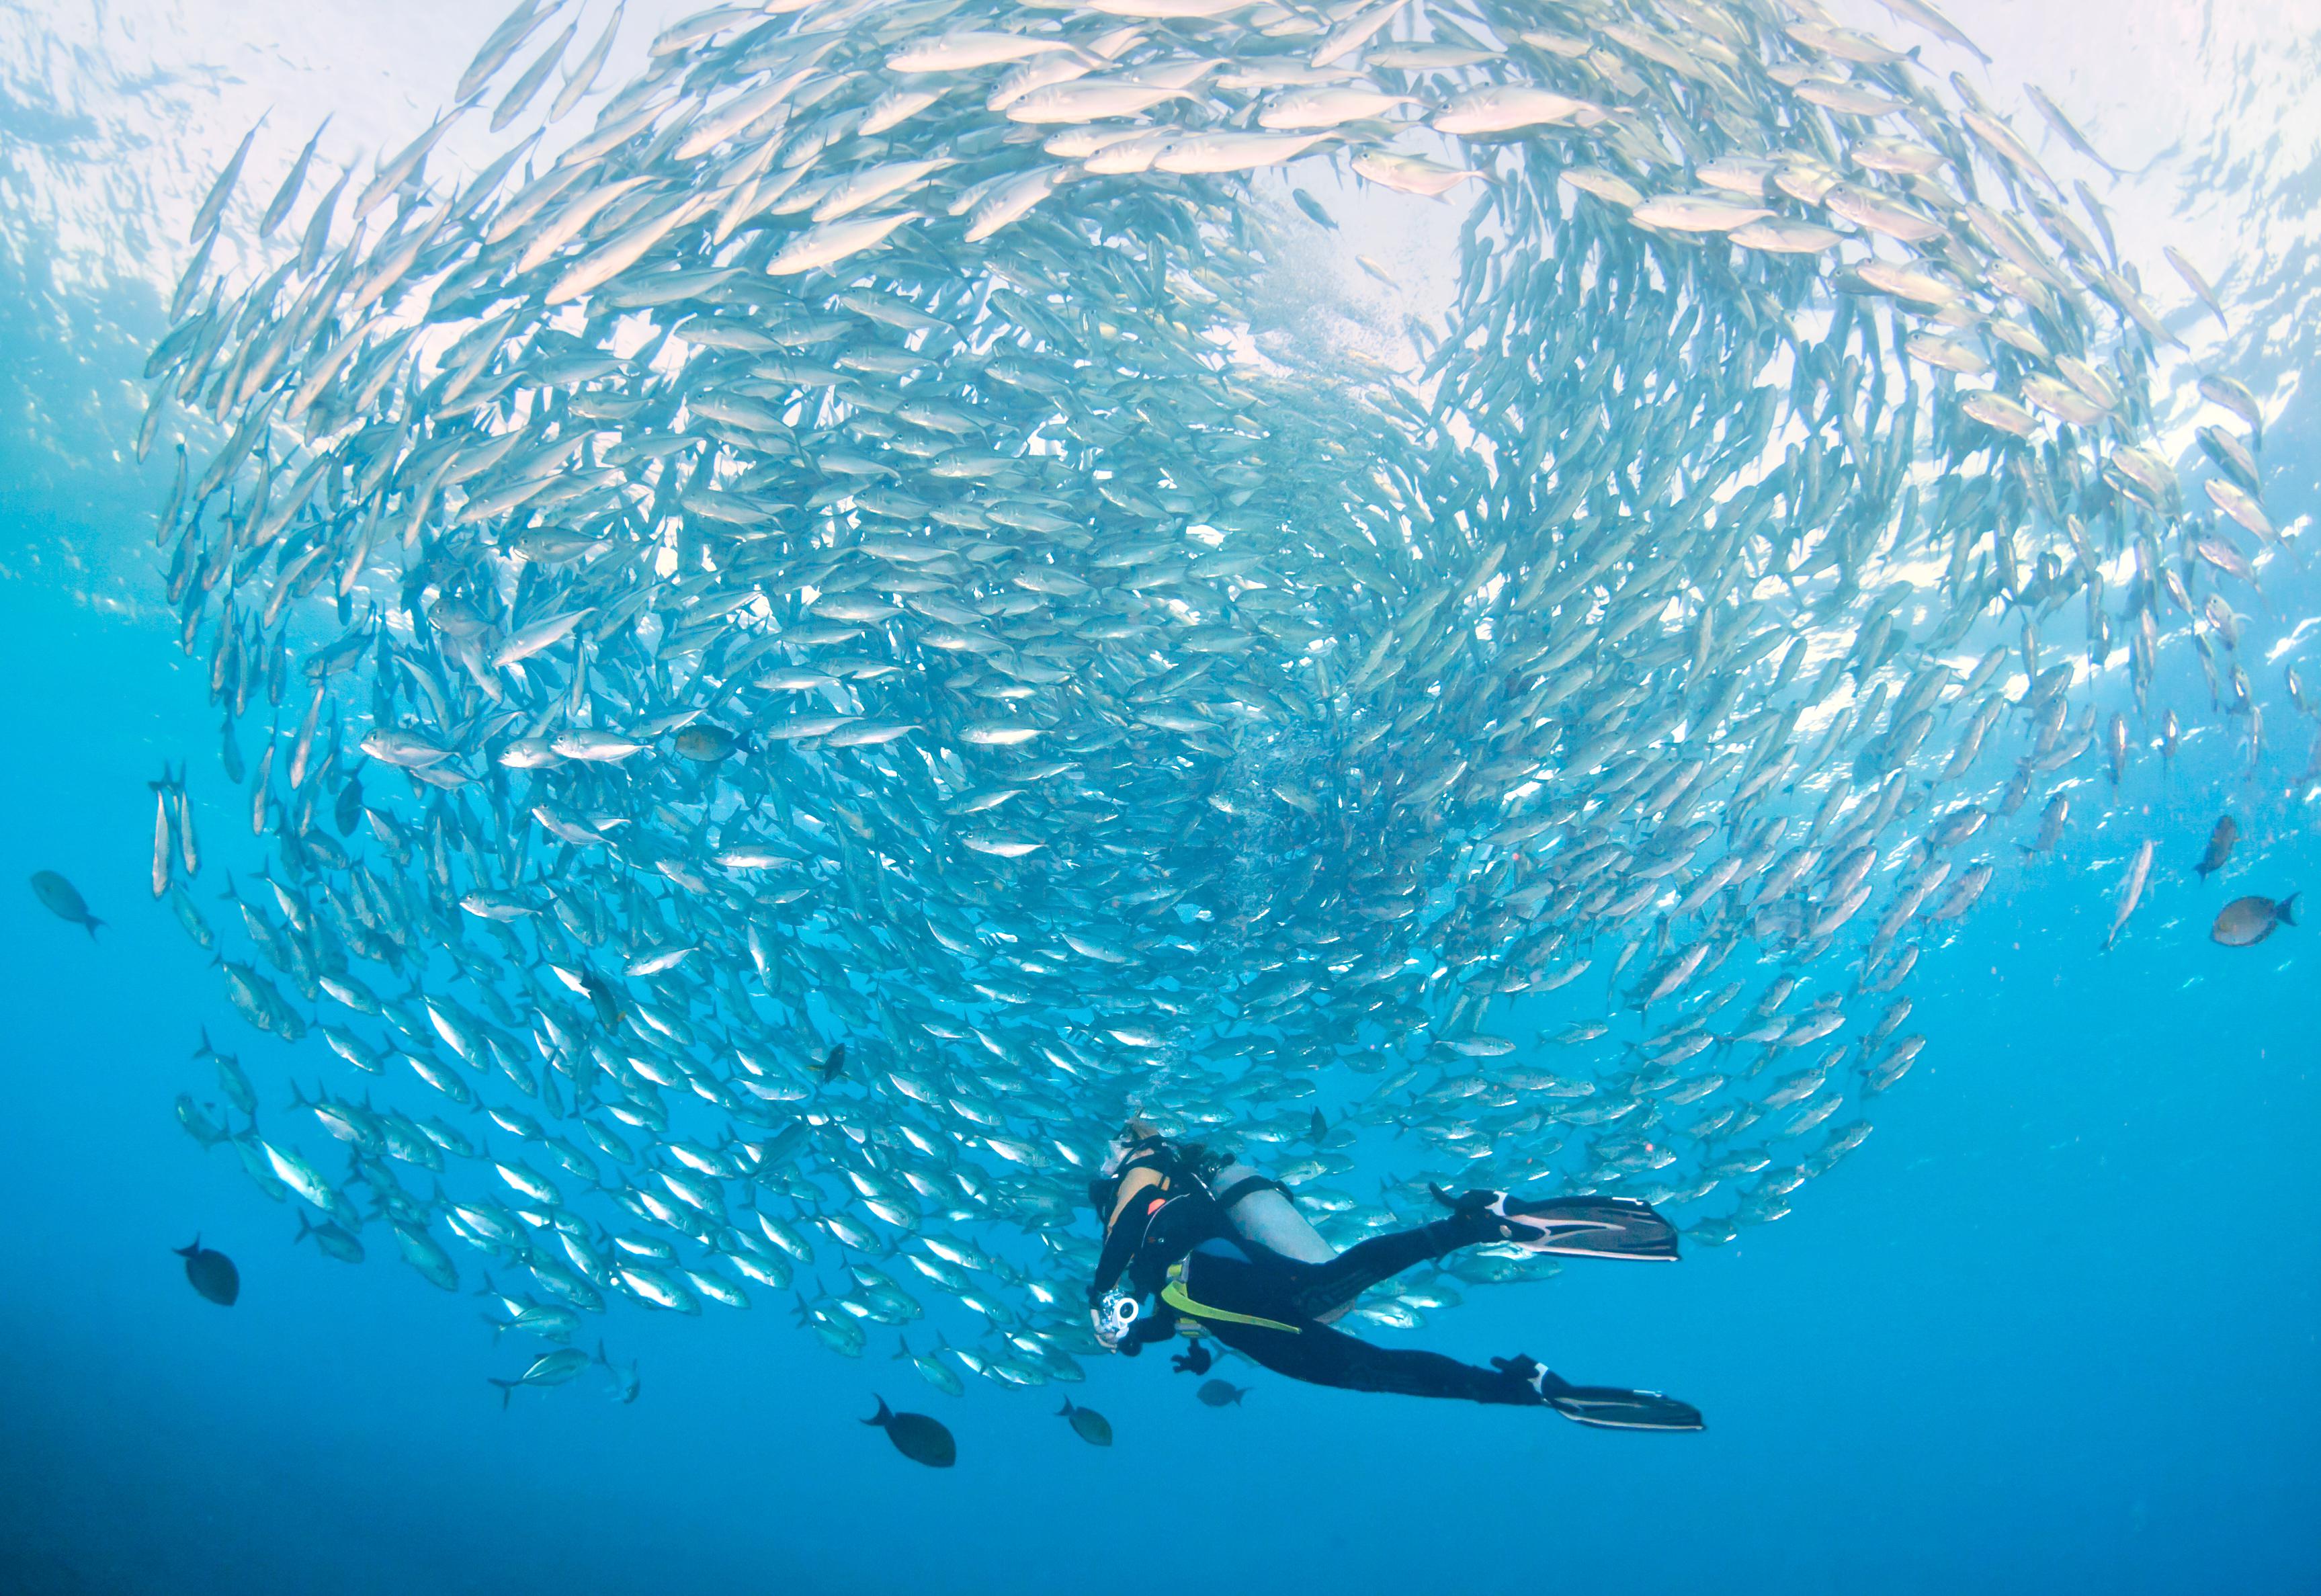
[1087, 1122, 1703, 1431]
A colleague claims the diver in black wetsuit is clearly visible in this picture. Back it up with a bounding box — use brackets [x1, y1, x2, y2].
[1087, 1124, 1704, 1431]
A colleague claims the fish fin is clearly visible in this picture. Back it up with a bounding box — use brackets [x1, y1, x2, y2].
[84, 916, 103, 939]
[2280, 893, 2299, 926]
[1056, 1400, 1073, 1417]
[176, 1234, 202, 1257]
[294, 1212, 311, 1243]
[489, 1378, 516, 1409]
[863, 1396, 893, 1427]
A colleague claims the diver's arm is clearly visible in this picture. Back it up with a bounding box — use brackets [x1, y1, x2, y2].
[1087, 1170, 1164, 1303]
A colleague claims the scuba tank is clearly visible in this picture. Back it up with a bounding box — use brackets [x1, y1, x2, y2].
[1204, 1161, 1337, 1264]
[1201, 1159, 1349, 1323]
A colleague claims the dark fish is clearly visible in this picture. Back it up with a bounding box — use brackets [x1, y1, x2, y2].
[1307, 1107, 1327, 1142]
[2195, 816, 2238, 880]
[579, 969, 622, 1027]
[864, 1395, 955, 1467]
[1197, 1380, 1248, 1407]
[1058, 1398, 1113, 1446]
[818, 1043, 847, 1083]
[31, 870, 102, 936]
[177, 1235, 239, 1305]
[674, 724, 743, 763]
[1292, 188, 1339, 230]
[2211, 893, 2295, 947]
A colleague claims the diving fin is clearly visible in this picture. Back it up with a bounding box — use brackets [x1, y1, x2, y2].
[1494, 1194, 1679, 1261]
[1435, 1186, 1680, 1261]
[1533, 1368, 1704, 1433]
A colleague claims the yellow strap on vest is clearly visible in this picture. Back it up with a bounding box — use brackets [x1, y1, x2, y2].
[1161, 1263, 1301, 1335]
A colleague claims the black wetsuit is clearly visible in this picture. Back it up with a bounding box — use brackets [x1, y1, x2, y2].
[1091, 1162, 1539, 1406]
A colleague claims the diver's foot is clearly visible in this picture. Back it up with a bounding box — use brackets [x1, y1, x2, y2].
[1526, 1363, 1705, 1432]
[1489, 1354, 1548, 1403]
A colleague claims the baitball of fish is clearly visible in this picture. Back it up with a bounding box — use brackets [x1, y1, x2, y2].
[134, 0, 2291, 1394]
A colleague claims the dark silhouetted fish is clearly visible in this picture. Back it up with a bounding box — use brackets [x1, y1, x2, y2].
[1197, 1380, 1249, 1408]
[31, 871, 101, 936]
[865, 1396, 955, 1467]
[177, 1236, 239, 1305]
[1058, 1398, 1112, 1445]
[2195, 816, 2239, 880]
[2211, 894, 2295, 947]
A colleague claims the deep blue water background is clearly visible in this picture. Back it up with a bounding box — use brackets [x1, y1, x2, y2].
[5, 3, 2321, 1592]
[7, 341, 2319, 1596]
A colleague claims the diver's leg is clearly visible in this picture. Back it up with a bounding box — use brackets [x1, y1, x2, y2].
[1210, 1319, 1538, 1406]
[1280, 1212, 1493, 1319]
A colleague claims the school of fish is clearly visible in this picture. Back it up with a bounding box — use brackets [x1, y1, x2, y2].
[136, 0, 2292, 1398]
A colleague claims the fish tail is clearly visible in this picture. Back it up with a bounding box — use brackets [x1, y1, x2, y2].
[862, 1396, 892, 1427]
[83, 916, 103, 938]
[489, 1378, 517, 1409]
[2280, 893, 2299, 926]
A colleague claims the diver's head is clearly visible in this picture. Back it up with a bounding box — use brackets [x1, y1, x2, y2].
[1090, 1120, 1169, 1217]
[1098, 1118, 1163, 1178]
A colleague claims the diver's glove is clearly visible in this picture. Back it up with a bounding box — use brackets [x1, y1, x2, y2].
[1093, 1290, 1140, 1351]
[1171, 1341, 1214, 1376]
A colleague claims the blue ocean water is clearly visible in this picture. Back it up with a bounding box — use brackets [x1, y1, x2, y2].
[4, 3, 2320, 1593]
